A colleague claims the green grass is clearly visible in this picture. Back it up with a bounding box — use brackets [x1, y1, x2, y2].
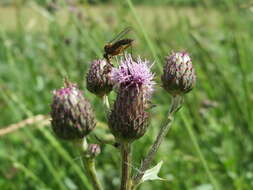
[0, 1, 253, 190]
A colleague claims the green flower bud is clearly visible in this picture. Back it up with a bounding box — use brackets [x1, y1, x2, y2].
[51, 81, 96, 140]
[109, 87, 150, 142]
[161, 51, 196, 96]
[87, 144, 101, 158]
[86, 59, 113, 97]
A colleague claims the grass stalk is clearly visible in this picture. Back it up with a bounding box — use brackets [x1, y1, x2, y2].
[126, 0, 161, 71]
[181, 111, 220, 190]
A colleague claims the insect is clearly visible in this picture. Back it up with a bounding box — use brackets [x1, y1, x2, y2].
[103, 27, 134, 65]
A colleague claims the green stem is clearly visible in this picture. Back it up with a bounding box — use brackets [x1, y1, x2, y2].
[120, 142, 132, 190]
[181, 112, 220, 190]
[76, 139, 103, 190]
[132, 114, 173, 188]
[132, 96, 183, 189]
[81, 157, 103, 190]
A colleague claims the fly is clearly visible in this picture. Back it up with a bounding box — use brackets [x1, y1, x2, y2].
[103, 27, 134, 65]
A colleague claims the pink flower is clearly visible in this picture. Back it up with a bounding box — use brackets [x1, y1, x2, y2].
[111, 54, 155, 99]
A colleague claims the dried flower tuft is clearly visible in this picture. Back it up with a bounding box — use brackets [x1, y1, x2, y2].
[161, 51, 196, 96]
[109, 54, 155, 142]
[51, 80, 96, 140]
[86, 59, 113, 97]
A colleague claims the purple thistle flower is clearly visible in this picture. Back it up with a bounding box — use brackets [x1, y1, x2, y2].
[53, 83, 81, 106]
[108, 54, 155, 142]
[111, 54, 155, 99]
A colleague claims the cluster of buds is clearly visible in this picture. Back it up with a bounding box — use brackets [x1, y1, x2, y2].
[49, 50, 196, 190]
[50, 51, 196, 143]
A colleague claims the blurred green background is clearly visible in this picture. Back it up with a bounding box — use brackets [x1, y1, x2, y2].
[1, 0, 253, 189]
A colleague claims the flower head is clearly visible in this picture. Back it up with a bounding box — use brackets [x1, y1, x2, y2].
[51, 80, 96, 140]
[161, 51, 196, 96]
[86, 59, 113, 97]
[109, 54, 155, 142]
[111, 54, 155, 99]
[87, 144, 101, 158]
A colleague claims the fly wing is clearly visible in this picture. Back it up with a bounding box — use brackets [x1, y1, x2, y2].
[108, 27, 132, 44]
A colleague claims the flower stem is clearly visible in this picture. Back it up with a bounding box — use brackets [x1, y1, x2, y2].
[120, 142, 132, 190]
[76, 139, 103, 190]
[132, 95, 183, 188]
[81, 156, 103, 190]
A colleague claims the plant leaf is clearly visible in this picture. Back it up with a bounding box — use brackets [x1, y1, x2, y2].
[141, 161, 166, 182]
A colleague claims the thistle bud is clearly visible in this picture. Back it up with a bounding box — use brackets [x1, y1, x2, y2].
[161, 51, 196, 96]
[87, 144, 101, 158]
[86, 59, 113, 97]
[109, 55, 155, 142]
[51, 81, 96, 140]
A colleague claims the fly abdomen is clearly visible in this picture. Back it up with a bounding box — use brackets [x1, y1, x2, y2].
[112, 39, 134, 49]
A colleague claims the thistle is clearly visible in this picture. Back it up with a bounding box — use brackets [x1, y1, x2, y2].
[86, 59, 113, 97]
[109, 54, 155, 142]
[87, 144, 101, 158]
[161, 51, 196, 96]
[51, 80, 96, 140]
